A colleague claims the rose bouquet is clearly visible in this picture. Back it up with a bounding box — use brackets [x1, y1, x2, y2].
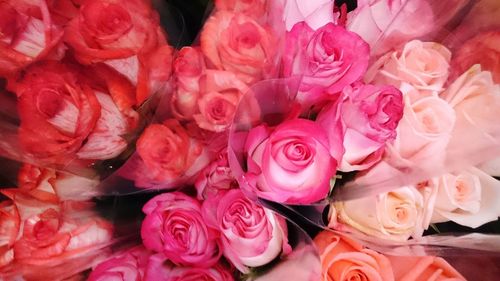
[1, 0, 500, 280]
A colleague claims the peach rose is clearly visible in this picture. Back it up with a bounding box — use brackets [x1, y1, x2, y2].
[366, 40, 451, 95]
[431, 167, 500, 228]
[314, 231, 394, 281]
[330, 187, 426, 241]
[200, 11, 276, 84]
[387, 255, 465, 281]
[215, 0, 268, 20]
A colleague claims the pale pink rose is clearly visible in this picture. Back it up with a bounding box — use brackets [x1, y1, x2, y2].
[318, 83, 404, 172]
[202, 189, 290, 273]
[141, 192, 221, 267]
[314, 231, 395, 281]
[171, 47, 206, 120]
[195, 150, 237, 200]
[347, 0, 436, 54]
[18, 164, 100, 201]
[387, 255, 466, 281]
[283, 23, 370, 105]
[478, 157, 500, 177]
[393, 90, 456, 165]
[430, 167, 500, 228]
[193, 70, 248, 132]
[244, 119, 336, 204]
[88, 247, 150, 281]
[366, 41, 452, 95]
[283, 0, 336, 31]
[451, 31, 500, 84]
[200, 11, 276, 84]
[215, 0, 267, 20]
[330, 187, 426, 241]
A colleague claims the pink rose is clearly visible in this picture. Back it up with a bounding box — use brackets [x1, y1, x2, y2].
[141, 192, 221, 267]
[150, 261, 234, 281]
[88, 247, 150, 281]
[64, 0, 172, 104]
[318, 83, 403, 171]
[283, 23, 369, 105]
[430, 167, 500, 228]
[0, 200, 19, 268]
[200, 11, 276, 84]
[15, 61, 137, 164]
[194, 70, 248, 132]
[202, 189, 290, 273]
[136, 120, 203, 184]
[451, 31, 500, 84]
[0, 0, 64, 76]
[366, 41, 451, 95]
[283, 0, 336, 31]
[314, 231, 395, 281]
[215, 0, 268, 20]
[195, 150, 237, 200]
[388, 256, 466, 281]
[171, 47, 206, 120]
[244, 118, 336, 204]
[330, 187, 427, 241]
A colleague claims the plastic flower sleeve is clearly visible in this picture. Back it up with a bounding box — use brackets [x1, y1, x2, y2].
[0, 0, 180, 183]
[95, 0, 290, 195]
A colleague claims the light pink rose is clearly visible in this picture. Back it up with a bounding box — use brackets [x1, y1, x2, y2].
[347, 0, 436, 55]
[193, 70, 248, 132]
[430, 167, 500, 228]
[366, 40, 451, 95]
[393, 90, 456, 165]
[283, 0, 336, 31]
[318, 83, 404, 171]
[202, 189, 290, 273]
[141, 192, 221, 267]
[244, 118, 336, 204]
[283, 23, 370, 105]
[330, 187, 426, 241]
[195, 150, 237, 200]
[200, 11, 276, 84]
[88, 246, 150, 281]
[171, 47, 206, 120]
[387, 255, 466, 281]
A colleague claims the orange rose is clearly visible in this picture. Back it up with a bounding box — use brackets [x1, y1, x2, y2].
[314, 231, 394, 281]
[388, 256, 466, 281]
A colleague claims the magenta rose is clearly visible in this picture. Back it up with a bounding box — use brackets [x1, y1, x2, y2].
[195, 150, 237, 200]
[244, 118, 336, 204]
[88, 246, 150, 281]
[318, 83, 404, 171]
[283, 22, 369, 105]
[141, 192, 221, 267]
[202, 189, 290, 273]
[145, 254, 234, 281]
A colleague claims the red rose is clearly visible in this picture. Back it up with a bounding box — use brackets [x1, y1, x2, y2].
[64, 0, 172, 104]
[0, 0, 64, 76]
[15, 61, 137, 165]
[0, 199, 20, 268]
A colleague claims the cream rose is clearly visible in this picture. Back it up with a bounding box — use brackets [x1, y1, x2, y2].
[330, 187, 426, 241]
[431, 167, 500, 228]
[366, 40, 451, 95]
